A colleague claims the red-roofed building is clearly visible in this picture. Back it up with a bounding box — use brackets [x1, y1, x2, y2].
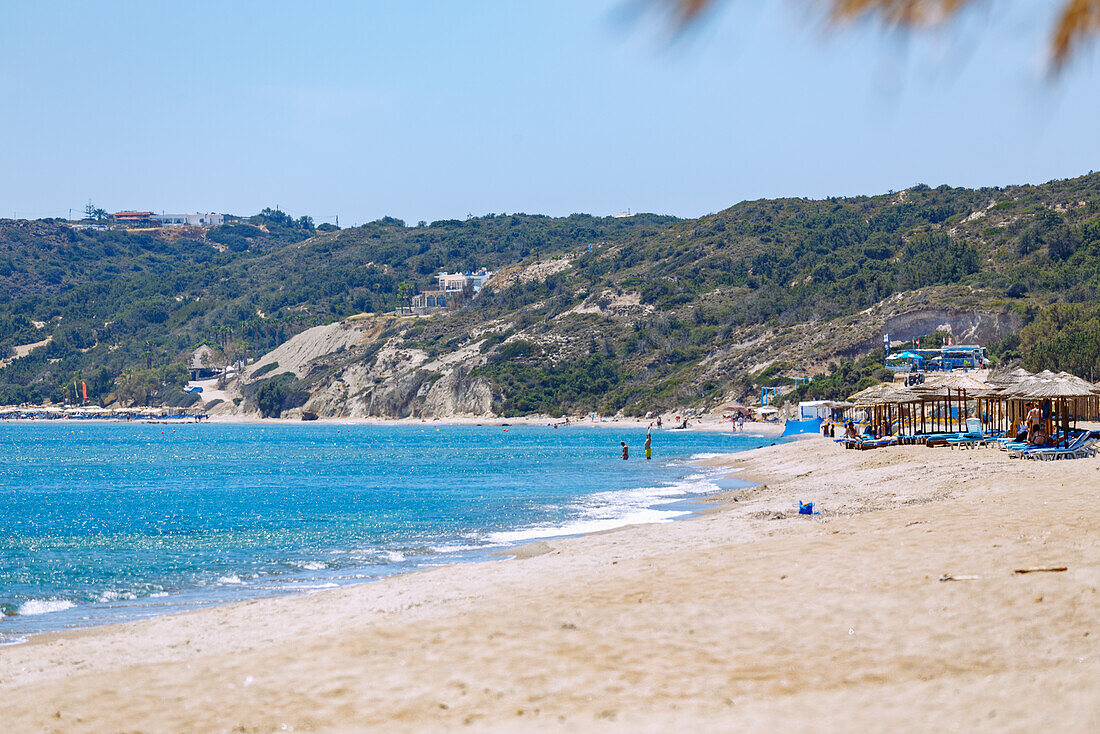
[113, 211, 156, 223]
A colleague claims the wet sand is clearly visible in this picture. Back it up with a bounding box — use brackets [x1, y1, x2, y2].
[1, 438, 1096, 732]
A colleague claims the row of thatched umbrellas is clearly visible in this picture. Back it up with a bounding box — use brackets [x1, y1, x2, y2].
[847, 368, 1100, 441]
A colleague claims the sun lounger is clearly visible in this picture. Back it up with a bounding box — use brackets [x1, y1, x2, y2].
[941, 418, 987, 449]
[1005, 433, 1073, 458]
[855, 436, 898, 450]
[1023, 434, 1097, 461]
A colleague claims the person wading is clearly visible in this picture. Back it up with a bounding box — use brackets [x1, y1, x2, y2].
[644, 425, 652, 460]
[621, 441, 629, 460]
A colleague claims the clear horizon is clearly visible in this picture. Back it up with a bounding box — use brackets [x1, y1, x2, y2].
[2, 1, 1098, 226]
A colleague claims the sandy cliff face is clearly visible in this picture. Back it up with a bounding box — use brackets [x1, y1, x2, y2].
[227, 316, 496, 419]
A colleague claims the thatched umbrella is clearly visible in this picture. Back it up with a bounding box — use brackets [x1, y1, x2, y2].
[985, 366, 1033, 387]
[1056, 372, 1100, 394]
[996, 375, 1097, 444]
[909, 373, 994, 434]
[845, 383, 895, 432]
[916, 373, 995, 393]
[868, 384, 931, 438]
[848, 383, 895, 404]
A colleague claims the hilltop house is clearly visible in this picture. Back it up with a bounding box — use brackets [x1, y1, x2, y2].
[113, 211, 156, 224]
[437, 270, 492, 293]
[155, 212, 225, 227]
[407, 270, 493, 315]
[112, 211, 225, 227]
[411, 290, 449, 313]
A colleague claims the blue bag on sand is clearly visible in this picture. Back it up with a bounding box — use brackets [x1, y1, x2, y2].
[798, 502, 819, 515]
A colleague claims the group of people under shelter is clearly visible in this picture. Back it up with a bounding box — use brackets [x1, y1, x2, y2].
[841, 401, 1054, 446]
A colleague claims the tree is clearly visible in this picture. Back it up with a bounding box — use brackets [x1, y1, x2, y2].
[397, 280, 414, 310]
[83, 202, 109, 222]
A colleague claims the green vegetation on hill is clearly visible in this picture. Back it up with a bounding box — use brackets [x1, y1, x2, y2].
[3, 172, 1100, 410]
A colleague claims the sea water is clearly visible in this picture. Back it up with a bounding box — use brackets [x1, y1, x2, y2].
[0, 422, 780, 642]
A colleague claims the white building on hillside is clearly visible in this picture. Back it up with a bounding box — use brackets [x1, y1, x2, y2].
[437, 270, 492, 293]
[154, 212, 225, 227]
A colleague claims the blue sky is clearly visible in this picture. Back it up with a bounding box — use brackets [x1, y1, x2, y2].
[1, 0, 1097, 225]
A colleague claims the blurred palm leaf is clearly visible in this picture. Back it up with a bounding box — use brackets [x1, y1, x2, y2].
[663, 0, 1100, 69]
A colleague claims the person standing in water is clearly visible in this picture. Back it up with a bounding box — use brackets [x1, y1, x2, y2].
[621, 441, 629, 460]
[644, 425, 652, 460]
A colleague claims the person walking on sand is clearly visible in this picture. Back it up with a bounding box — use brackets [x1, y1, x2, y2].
[644, 425, 652, 460]
[621, 441, 629, 460]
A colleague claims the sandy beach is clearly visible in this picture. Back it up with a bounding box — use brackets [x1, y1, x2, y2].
[1, 436, 1097, 732]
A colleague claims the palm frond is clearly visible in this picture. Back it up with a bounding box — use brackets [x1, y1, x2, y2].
[662, 0, 1099, 69]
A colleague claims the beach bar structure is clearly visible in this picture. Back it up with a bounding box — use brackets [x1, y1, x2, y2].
[847, 368, 1100, 444]
[981, 371, 1100, 443]
[848, 374, 994, 439]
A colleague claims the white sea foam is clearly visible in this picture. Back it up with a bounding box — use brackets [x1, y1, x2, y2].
[485, 469, 722, 546]
[18, 599, 76, 616]
[429, 543, 486, 554]
[485, 507, 688, 544]
[216, 574, 244, 585]
[576, 475, 719, 515]
[296, 561, 328, 571]
[95, 590, 137, 603]
[690, 452, 734, 460]
[382, 551, 406, 563]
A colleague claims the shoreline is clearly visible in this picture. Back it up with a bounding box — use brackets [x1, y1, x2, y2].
[2, 437, 1094, 731]
[0, 408, 788, 435]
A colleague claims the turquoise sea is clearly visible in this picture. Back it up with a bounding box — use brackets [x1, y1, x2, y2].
[0, 422, 778, 642]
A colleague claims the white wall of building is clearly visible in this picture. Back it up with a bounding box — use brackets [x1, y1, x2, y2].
[154, 213, 225, 227]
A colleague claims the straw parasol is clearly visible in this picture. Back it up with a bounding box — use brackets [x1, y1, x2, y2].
[1056, 372, 1100, 395]
[862, 385, 922, 405]
[901, 372, 995, 434]
[847, 383, 896, 404]
[995, 374, 1097, 442]
[986, 366, 1033, 387]
[998, 375, 1096, 400]
[912, 372, 994, 395]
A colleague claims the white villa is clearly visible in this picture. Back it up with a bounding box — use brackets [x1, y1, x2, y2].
[437, 270, 492, 293]
[155, 212, 225, 227]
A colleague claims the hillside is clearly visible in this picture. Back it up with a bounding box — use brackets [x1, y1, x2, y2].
[3, 172, 1100, 415]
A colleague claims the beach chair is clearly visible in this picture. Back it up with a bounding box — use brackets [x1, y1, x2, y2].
[857, 436, 898, 450]
[945, 418, 986, 449]
[1024, 434, 1097, 461]
[1005, 433, 1068, 458]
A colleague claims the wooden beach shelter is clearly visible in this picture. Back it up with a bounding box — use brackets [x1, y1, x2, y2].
[993, 374, 1099, 445]
[909, 373, 995, 435]
[985, 367, 1037, 434]
[1057, 372, 1100, 420]
[860, 384, 916, 438]
[847, 383, 895, 431]
[846, 383, 921, 437]
[988, 366, 1034, 386]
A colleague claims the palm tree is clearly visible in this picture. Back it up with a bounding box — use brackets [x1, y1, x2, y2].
[662, 0, 1099, 69]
